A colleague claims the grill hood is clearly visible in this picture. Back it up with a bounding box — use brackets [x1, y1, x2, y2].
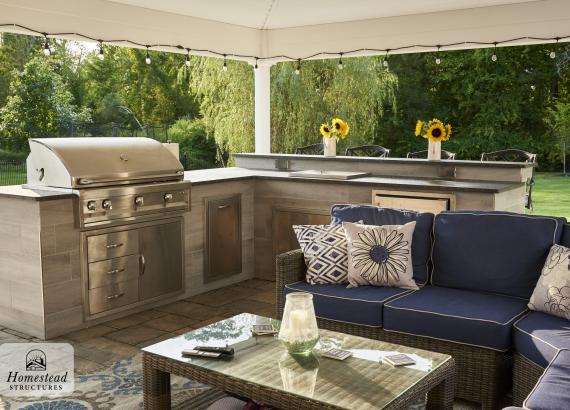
[27, 137, 184, 189]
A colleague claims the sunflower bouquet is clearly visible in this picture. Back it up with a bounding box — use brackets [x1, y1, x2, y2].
[320, 118, 350, 141]
[415, 118, 452, 142]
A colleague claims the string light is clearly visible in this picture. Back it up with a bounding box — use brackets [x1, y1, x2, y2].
[0, 23, 568, 67]
[383, 50, 389, 69]
[254, 58, 258, 70]
[97, 41, 104, 60]
[43, 36, 51, 56]
[145, 46, 151, 64]
[295, 59, 301, 75]
[338, 53, 344, 70]
[435, 46, 441, 65]
[550, 37, 559, 59]
[491, 42, 498, 62]
[0, 33, 3, 48]
[185, 48, 191, 66]
[222, 54, 228, 72]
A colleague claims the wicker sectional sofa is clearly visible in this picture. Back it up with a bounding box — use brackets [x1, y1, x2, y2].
[275, 205, 570, 410]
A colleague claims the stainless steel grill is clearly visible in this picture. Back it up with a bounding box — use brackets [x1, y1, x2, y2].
[26, 137, 190, 319]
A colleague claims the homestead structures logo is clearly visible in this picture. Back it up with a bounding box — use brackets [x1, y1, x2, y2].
[25, 349, 47, 371]
[0, 343, 74, 397]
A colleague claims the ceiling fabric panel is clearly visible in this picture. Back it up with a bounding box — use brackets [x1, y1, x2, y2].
[0, 0, 568, 63]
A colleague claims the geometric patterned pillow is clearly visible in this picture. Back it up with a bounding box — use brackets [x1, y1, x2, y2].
[293, 224, 348, 285]
[529, 244, 570, 321]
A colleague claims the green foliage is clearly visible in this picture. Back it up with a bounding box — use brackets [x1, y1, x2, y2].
[0, 57, 92, 151]
[271, 57, 398, 153]
[168, 118, 218, 170]
[189, 58, 255, 155]
[0, 149, 27, 161]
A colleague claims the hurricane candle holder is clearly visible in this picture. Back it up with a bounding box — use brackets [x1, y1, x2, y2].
[278, 292, 319, 355]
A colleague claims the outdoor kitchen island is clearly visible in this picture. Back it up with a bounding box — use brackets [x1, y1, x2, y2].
[0, 153, 531, 340]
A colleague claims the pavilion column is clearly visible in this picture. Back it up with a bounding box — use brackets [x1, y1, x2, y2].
[254, 63, 272, 154]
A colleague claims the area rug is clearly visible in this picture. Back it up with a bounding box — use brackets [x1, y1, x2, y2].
[0, 353, 224, 410]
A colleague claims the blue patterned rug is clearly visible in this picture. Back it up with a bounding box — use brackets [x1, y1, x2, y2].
[0, 354, 221, 410]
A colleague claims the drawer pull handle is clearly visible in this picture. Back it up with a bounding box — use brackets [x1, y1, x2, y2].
[106, 243, 124, 249]
[106, 268, 125, 275]
[106, 293, 124, 300]
[218, 205, 229, 209]
[139, 254, 146, 276]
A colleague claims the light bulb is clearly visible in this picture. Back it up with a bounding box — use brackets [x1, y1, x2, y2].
[383, 59, 389, 69]
[491, 54, 497, 62]
[185, 56, 190, 67]
[43, 42, 51, 56]
[0, 34, 3, 48]
[97, 46, 104, 61]
[295, 67, 300, 75]
[550, 51, 556, 59]
[145, 56, 151, 64]
[223, 63, 228, 72]
[338, 60, 343, 70]
[435, 57, 441, 65]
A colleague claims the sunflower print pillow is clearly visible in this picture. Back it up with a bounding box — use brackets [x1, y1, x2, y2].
[343, 221, 418, 289]
[528, 244, 570, 321]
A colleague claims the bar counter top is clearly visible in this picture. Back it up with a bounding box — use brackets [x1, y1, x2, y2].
[184, 167, 521, 193]
[0, 184, 75, 201]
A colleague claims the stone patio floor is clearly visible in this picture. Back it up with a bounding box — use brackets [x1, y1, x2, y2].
[0, 278, 480, 409]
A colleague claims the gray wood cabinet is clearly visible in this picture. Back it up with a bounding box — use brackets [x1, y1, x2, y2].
[204, 194, 242, 283]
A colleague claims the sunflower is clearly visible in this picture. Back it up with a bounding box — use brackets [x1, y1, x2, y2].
[332, 118, 343, 132]
[350, 228, 410, 285]
[425, 123, 447, 142]
[415, 120, 424, 137]
[320, 123, 332, 137]
[443, 124, 452, 141]
[339, 121, 350, 138]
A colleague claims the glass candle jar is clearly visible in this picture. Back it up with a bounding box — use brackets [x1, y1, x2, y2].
[278, 292, 319, 355]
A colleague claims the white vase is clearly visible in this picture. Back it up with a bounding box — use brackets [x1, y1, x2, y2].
[323, 137, 337, 157]
[428, 140, 441, 161]
[278, 292, 319, 355]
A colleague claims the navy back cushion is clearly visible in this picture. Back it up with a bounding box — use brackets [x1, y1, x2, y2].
[562, 224, 570, 248]
[331, 204, 434, 286]
[432, 211, 566, 299]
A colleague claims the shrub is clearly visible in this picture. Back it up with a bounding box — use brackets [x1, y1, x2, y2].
[168, 119, 219, 170]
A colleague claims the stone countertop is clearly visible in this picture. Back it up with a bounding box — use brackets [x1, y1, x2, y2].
[0, 185, 76, 201]
[233, 153, 537, 168]
[184, 167, 522, 193]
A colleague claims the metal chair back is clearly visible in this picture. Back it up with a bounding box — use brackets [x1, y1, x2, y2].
[295, 143, 324, 155]
[345, 145, 390, 158]
[407, 150, 456, 160]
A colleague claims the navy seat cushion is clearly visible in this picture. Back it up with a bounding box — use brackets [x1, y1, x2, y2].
[331, 204, 434, 286]
[431, 211, 566, 299]
[524, 349, 570, 410]
[562, 223, 570, 248]
[284, 281, 412, 327]
[384, 286, 528, 351]
[513, 311, 570, 367]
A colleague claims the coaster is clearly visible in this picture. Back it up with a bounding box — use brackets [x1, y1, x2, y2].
[384, 353, 416, 367]
[322, 348, 352, 361]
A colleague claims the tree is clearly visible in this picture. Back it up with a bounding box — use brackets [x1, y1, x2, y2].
[0, 58, 92, 151]
[548, 101, 570, 175]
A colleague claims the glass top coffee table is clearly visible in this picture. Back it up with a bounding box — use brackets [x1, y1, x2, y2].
[142, 313, 455, 410]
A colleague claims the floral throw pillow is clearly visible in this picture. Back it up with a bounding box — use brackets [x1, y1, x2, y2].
[343, 221, 418, 290]
[529, 244, 570, 321]
[293, 224, 348, 285]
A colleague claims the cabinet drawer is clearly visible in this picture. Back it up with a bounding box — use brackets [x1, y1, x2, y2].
[88, 255, 140, 290]
[87, 230, 139, 262]
[88, 279, 139, 315]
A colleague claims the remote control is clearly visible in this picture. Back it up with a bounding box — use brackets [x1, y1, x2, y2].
[182, 349, 222, 359]
[195, 346, 235, 356]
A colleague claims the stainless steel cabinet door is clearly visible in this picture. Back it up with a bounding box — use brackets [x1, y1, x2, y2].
[139, 220, 184, 300]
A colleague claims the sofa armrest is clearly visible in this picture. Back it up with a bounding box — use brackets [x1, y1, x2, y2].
[275, 249, 306, 319]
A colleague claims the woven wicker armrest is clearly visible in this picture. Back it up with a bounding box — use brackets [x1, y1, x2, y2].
[275, 249, 306, 318]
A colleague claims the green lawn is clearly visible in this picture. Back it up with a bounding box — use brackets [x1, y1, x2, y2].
[532, 173, 570, 219]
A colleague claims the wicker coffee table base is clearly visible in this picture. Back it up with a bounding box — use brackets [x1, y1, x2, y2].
[143, 352, 455, 410]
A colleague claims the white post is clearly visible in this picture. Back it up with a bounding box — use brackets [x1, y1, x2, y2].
[254, 63, 272, 154]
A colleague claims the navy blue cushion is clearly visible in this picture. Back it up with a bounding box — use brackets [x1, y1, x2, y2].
[331, 204, 434, 286]
[284, 281, 411, 327]
[384, 286, 528, 351]
[431, 211, 566, 299]
[562, 224, 570, 248]
[514, 311, 570, 367]
[524, 349, 570, 410]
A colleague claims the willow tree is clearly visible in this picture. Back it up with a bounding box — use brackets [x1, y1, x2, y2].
[271, 57, 398, 153]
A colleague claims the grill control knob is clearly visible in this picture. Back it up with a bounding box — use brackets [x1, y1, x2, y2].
[102, 199, 113, 210]
[163, 193, 174, 203]
[134, 196, 144, 207]
[87, 201, 97, 211]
